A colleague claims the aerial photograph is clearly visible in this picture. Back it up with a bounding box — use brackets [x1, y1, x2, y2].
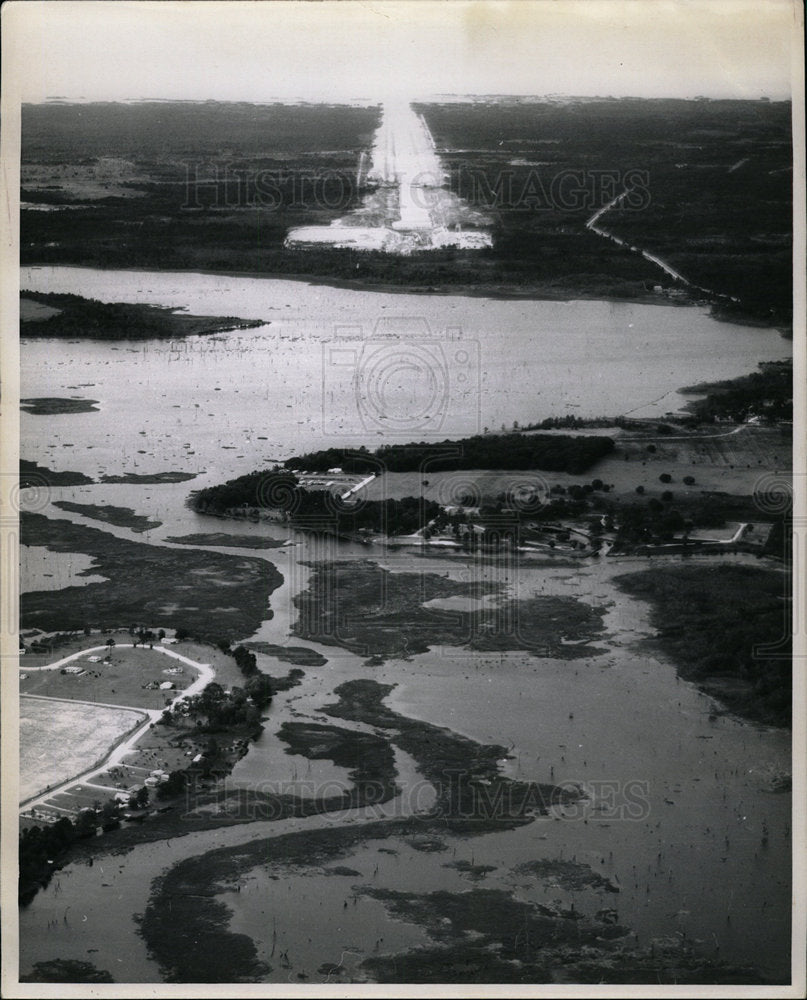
[2, 0, 803, 992]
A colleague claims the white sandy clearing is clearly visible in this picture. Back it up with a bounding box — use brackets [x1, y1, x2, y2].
[19, 696, 145, 803]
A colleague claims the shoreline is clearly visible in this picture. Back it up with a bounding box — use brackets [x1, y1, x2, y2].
[21, 260, 785, 326]
[17, 552, 793, 983]
[16, 253, 795, 984]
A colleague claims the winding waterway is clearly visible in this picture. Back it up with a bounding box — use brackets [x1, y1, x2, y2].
[18, 267, 792, 983]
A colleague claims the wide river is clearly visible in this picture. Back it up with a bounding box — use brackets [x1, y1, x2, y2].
[20, 265, 791, 484]
[17, 267, 793, 984]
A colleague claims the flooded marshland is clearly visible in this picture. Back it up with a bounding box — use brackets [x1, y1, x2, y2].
[18, 268, 792, 983]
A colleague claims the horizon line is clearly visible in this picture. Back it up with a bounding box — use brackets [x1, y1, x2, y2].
[29, 93, 792, 106]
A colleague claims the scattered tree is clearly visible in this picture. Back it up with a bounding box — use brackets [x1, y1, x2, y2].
[128, 786, 149, 810]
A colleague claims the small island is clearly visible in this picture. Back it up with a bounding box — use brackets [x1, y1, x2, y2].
[52, 501, 162, 533]
[20, 290, 264, 341]
[21, 398, 100, 415]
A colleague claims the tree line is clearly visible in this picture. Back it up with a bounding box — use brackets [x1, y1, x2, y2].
[681, 360, 792, 423]
[285, 432, 615, 476]
[189, 469, 444, 536]
[160, 644, 273, 731]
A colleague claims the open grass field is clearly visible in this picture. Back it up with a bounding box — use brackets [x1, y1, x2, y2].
[19, 629, 133, 668]
[20, 631, 241, 677]
[19, 697, 145, 803]
[586, 425, 790, 498]
[361, 425, 791, 506]
[20, 646, 194, 710]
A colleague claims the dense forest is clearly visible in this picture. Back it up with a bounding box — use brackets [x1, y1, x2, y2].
[680, 360, 792, 423]
[21, 100, 790, 319]
[419, 98, 792, 323]
[615, 564, 791, 726]
[189, 469, 443, 536]
[21, 101, 379, 159]
[160, 646, 273, 731]
[285, 432, 615, 476]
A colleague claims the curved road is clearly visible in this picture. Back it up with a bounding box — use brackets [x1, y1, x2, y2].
[20, 644, 214, 812]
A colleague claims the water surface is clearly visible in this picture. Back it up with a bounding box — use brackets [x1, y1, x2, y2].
[17, 268, 792, 983]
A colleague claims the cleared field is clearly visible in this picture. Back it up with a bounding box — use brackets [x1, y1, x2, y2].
[618, 424, 789, 469]
[20, 646, 193, 710]
[360, 470, 551, 507]
[19, 697, 145, 803]
[20, 632, 246, 689]
[20, 630, 137, 669]
[362, 425, 791, 505]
